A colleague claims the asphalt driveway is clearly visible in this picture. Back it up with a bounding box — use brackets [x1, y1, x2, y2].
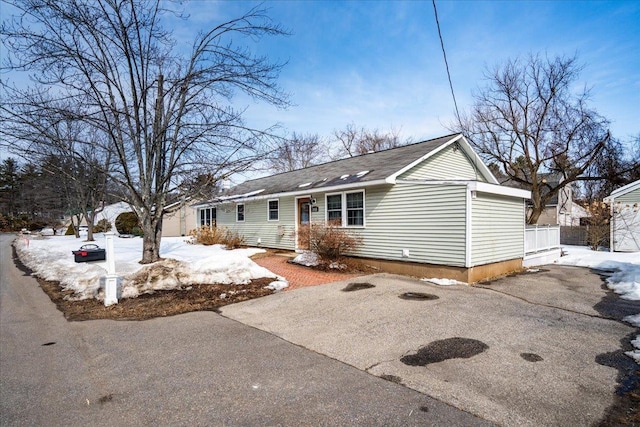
[221, 265, 640, 427]
[1, 232, 494, 427]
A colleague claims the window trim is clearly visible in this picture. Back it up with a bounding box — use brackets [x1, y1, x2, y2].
[236, 203, 245, 222]
[325, 190, 365, 228]
[325, 192, 343, 224]
[267, 199, 279, 221]
[198, 207, 216, 228]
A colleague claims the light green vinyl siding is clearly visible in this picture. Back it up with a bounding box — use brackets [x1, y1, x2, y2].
[217, 198, 296, 250]
[616, 187, 640, 204]
[400, 145, 486, 181]
[471, 192, 524, 265]
[350, 183, 467, 266]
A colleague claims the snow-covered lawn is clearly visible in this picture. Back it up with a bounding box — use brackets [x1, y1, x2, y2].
[14, 234, 287, 301]
[556, 245, 640, 362]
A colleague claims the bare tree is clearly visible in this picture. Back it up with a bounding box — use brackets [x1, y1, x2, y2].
[454, 54, 612, 224]
[267, 132, 327, 173]
[332, 123, 409, 159]
[1, 0, 289, 262]
[580, 134, 640, 202]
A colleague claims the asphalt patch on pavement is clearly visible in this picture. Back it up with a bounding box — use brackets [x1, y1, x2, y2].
[401, 337, 489, 366]
[399, 292, 439, 301]
[520, 352, 543, 362]
[342, 282, 375, 292]
[98, 394, 114, 404]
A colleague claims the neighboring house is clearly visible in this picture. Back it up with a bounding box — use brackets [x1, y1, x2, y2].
[194, 134, 531, 283]
[75, 200, 196, 238]
[604, 180, 640, 252]
[162, 198, 198, 237]
[500, 173, 585, 226]
[93, 201, 134, 232]
[74, 201, 133, 233]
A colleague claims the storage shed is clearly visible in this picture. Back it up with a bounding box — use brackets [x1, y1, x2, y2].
[194, 134, 531, 282]
[604, 180, 640, 252]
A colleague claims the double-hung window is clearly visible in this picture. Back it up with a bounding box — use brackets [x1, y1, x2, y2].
[346, 192, 364, 226]
[199, 207, 216, 227]
[236, 204, 245, 222]
[326, 194, 342, 223]
[325, 191, 365, 227]
[268, 199, 279, 221]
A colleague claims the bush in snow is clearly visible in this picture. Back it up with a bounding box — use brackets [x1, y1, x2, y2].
[583, 201, 611, 250]
[298, 220, 362, 262]
[115, 211, 140, 234]
[188, 226, 245, 249]
[94, 218, 112, 233]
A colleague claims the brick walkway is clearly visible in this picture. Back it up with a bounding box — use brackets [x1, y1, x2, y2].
[253, 255, 359, 291]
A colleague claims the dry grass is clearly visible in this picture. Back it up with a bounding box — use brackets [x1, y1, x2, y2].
[188, 226, 246, 248]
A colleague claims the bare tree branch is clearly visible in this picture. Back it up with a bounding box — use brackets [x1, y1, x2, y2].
[1, 0, 290, 262]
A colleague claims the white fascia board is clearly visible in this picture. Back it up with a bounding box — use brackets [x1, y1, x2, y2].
[190, 201, 212, 209]
[385, 134, 463, 184]
[469, 181, 531, 199]
[605, 179, 640, 202]
[457, 137, 499, 185]
[204, 179, 390, 206]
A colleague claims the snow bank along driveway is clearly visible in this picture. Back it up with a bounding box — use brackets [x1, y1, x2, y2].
[14, 234, 286, 301]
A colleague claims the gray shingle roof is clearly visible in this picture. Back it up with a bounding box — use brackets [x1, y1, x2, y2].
[221, 134, 461, 198]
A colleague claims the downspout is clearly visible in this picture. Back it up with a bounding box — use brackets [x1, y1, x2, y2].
[465, 183, 473, 268]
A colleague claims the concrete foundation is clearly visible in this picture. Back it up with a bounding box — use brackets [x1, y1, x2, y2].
[354, 256, 523, 284]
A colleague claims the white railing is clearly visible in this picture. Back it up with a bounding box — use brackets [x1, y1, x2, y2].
[525, 225, 560, 254]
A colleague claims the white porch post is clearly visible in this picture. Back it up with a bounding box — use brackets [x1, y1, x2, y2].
[104, 232, 119, 306]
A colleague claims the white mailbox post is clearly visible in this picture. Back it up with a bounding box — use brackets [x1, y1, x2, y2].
[104, 232, 119, 306]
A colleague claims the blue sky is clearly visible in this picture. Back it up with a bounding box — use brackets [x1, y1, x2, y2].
[173, 0, 639, 145]
[1, 0, 638, 154]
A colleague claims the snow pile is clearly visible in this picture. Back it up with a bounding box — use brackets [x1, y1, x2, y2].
[556, 245, 639, 362]
[421, 277, 468, 286]
[291, 251, 346, 270]
[292, 251, 320, 267]
[266, 280, 289, 291]
[556, 246, 640, 300]
[14, 234, 286, 301]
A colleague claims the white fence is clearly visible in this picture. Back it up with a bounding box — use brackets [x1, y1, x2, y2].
[525, 225, 560, 254]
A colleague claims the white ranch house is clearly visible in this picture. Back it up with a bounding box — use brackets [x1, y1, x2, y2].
[193, 134, 532, 282]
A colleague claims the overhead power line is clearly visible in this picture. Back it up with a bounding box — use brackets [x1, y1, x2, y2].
[432, 0, 461, 126]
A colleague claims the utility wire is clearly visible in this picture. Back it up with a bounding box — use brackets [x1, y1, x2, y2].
[432, 0, 461, 126]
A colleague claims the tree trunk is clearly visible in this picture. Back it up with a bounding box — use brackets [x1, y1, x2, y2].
[71, 213, 82, 238]
[527, 208, 543, 225]
[84, 209, 96, 241]
[140, 214, 163, 264]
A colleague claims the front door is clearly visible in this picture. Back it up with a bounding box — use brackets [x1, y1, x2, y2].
[297, 197, 311, 249]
